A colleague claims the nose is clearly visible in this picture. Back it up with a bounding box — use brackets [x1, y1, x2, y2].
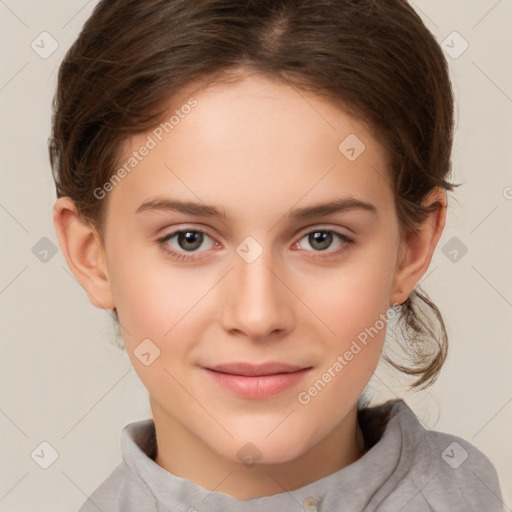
[220, 240, 295, 341]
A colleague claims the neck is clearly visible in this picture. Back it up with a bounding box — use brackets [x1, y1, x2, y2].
[151, 399, 366, 500]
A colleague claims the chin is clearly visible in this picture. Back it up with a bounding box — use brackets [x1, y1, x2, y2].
[220, 432, 313, 467]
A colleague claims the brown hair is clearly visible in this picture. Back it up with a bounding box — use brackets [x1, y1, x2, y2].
[49, 0, 459, 389]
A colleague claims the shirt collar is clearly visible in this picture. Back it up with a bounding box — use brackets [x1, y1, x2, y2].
[120, 399, 412, 512]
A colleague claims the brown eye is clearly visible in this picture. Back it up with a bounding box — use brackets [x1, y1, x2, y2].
[308, 231, 333, 251]
[157, 228, 217, 262]
[175, 231, 204, 251]
[295, 229, 354, 260]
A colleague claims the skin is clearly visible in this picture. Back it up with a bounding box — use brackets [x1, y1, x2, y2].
[53, 70, 447, 499]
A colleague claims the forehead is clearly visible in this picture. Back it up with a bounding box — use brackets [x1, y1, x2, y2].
[108, 72, 394, 223]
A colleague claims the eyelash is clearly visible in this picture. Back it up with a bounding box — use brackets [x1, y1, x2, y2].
[157, 226, 355, 263]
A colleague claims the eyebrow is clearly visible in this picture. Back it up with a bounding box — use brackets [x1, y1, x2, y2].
[135, 196, 378, 220]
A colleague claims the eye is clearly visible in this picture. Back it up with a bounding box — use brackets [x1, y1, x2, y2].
[157, 229, 217, 262]
[157, 227, 354, 263]
[294, 229, 354, 259]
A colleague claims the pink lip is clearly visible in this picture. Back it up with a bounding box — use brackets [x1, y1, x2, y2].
[202, 362, 312, 399]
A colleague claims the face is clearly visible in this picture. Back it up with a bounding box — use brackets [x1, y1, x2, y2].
[101, 72, 403, 465]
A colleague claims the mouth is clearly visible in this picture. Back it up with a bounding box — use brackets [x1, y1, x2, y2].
[205, 361, 310, 376]
[202, 362, 313, 399]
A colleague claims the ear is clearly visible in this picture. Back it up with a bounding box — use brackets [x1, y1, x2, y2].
[53, 196, 115, 310]
[389, 187, 447, 306]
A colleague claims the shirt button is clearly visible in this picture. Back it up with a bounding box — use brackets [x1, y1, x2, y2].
[303, 496, 321, 511]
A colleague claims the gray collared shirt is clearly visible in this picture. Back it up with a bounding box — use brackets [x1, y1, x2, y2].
[78, 399, 506, 511]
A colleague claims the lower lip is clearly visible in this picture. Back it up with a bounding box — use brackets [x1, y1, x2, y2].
[203, 368, 311, 399]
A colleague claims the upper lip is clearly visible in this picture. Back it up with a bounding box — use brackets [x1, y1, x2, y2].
[204, 362, 311, 376]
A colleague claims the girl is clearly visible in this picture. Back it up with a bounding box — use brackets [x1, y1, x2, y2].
[50, 0, 505, 510]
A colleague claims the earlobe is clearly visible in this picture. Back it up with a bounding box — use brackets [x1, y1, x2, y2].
[389, 188, 447, 306]
[53, 197, 115, 310]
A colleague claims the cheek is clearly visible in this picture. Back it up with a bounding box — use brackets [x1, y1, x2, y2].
[296, 243, 397, 404]
[106, 238, 177, 340]
[107, 242, 216, 360]
[308, 246, 396, 342]
[296, 264, 395, 421]
[108, 256, 204, 392]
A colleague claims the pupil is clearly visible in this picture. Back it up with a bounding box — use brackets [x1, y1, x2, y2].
[311, 231, 331, 250]
[179, 231, 202, 250]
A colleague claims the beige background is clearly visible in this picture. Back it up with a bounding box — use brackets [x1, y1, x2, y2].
[1, 0, 511, 510]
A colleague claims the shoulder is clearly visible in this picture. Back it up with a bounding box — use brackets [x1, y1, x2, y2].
[421, 426, 504, 508]
[77, 461, 156, 512]
[390, 400, 504, 511]
[77, 418, 159, 512]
